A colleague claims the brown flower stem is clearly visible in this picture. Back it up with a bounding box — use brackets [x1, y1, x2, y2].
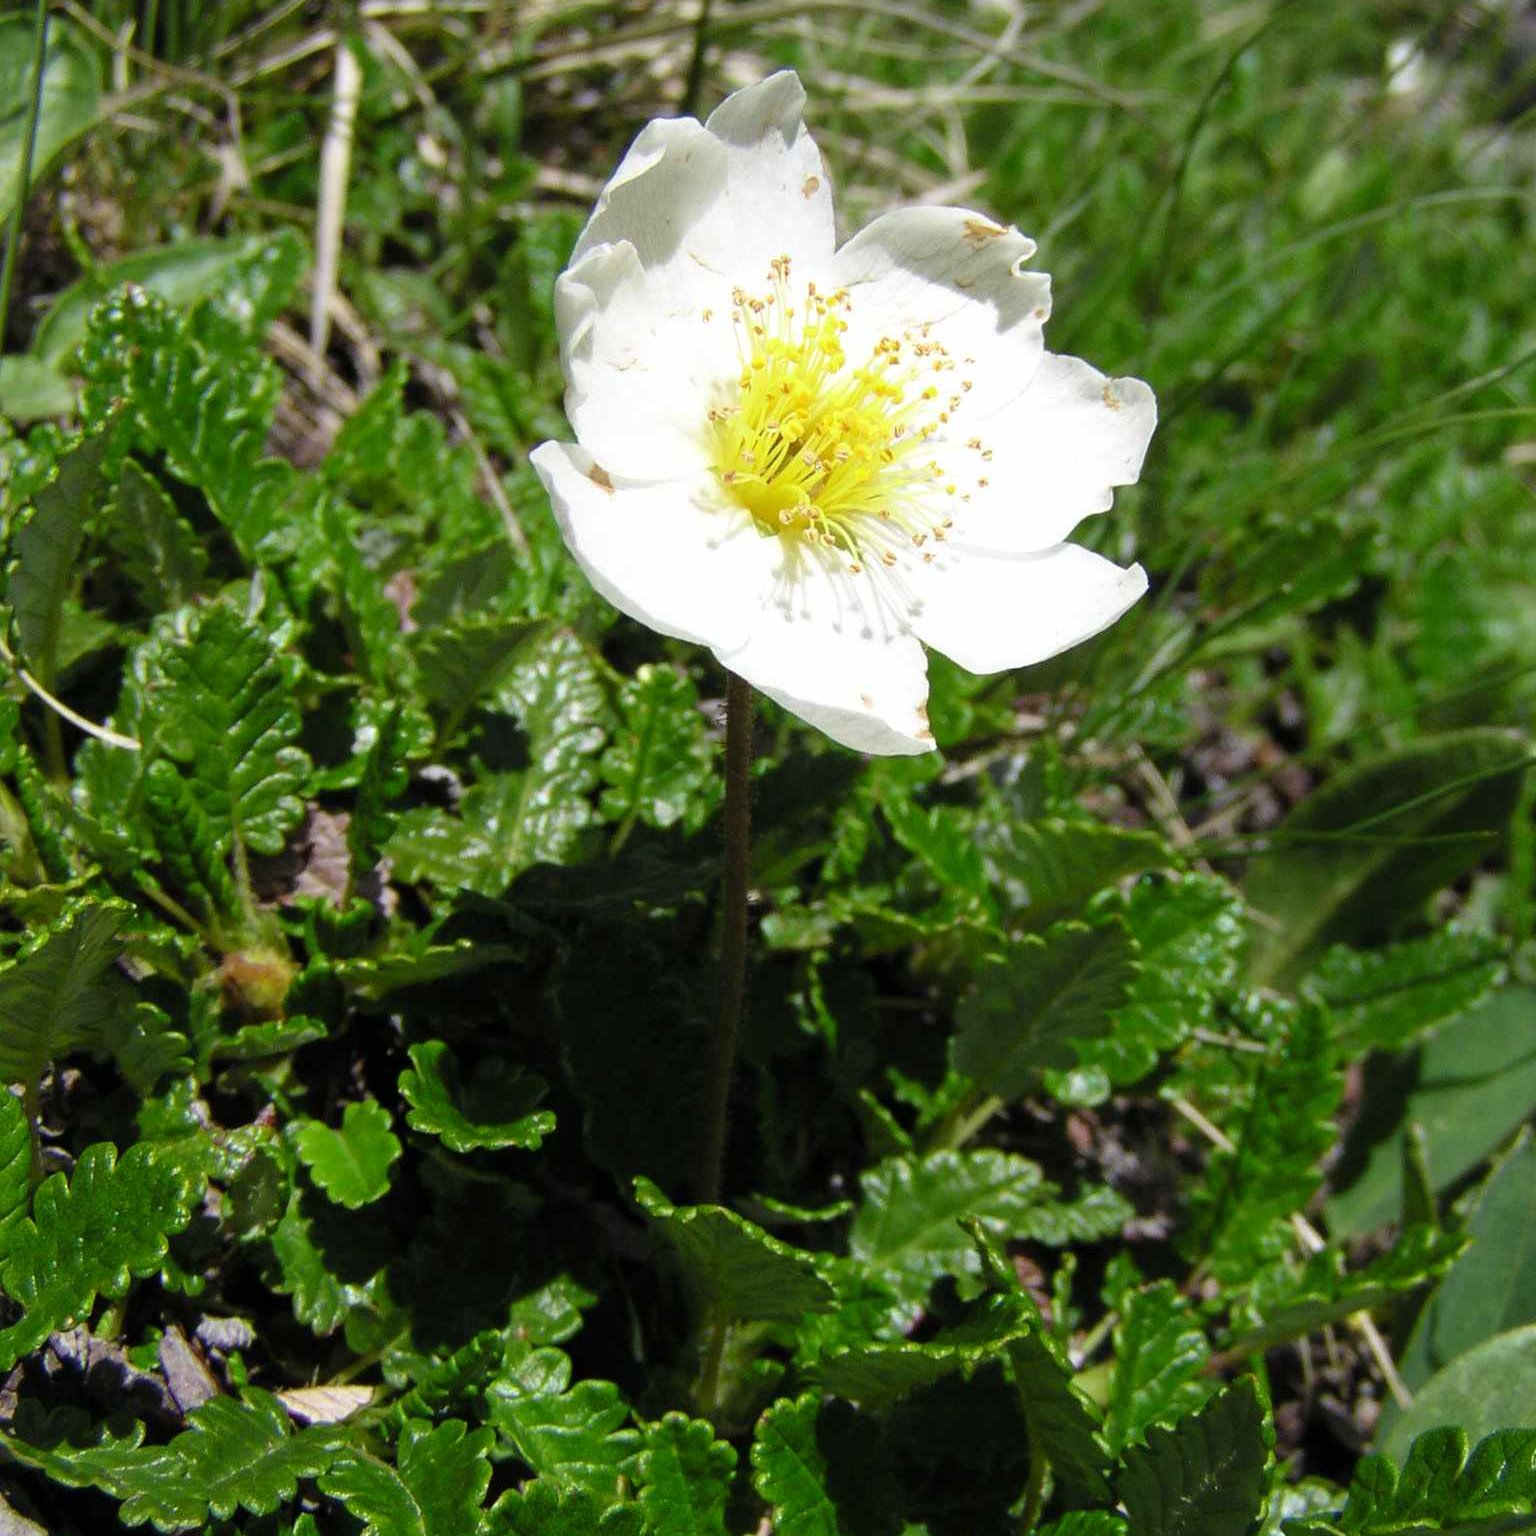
[699, 671, 753, 1205]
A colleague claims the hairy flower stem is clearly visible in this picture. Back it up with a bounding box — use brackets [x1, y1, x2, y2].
[699, 672, 753, 1205]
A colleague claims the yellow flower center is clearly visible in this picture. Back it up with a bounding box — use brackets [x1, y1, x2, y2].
[706, 256, 976, 573]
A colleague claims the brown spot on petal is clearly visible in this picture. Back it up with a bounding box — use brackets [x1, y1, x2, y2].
[588, 464, 615, 493]
[916, 729, 935, 742]
[802, 174, 821, 197]
[963, 217, 1008, 246]
[861, 694, 875, 709]
[1102, 383, 1123, 411]
[916, 702, 929, 724]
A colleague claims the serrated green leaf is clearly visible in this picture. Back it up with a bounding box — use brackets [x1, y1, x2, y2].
[106, 458, 209, 612]
[79, 288, 293, 557]
[634, 1177, 835, 1326]
[389, 630, 606, 894]
[1018, 1184, 1134, 1246]
[880, 790, 991, 914]
[292, 1101, 401, 1209]
[1007, 1322, 1112, 1505]
[1229, 1226, 1464, 1356]
[1382, 1326, 1536, 1463]
[320, 1420, 494, 1536]
[399, 1039, 554, 1153]
[0, 1140, 198, 1368]
[411, 614, 542, 715]
[31, 231, 307, 375]
[1303, 931, 1506, 1053]
[488, 1367, 640, 1501]
[76, 1387, 338, 1531]
[1247, 729, 1530, 987]
[0, 16, 99, 228]
[5, 427, 109, 688]
[268, 1188, 385, 1336]
[0, 1088, 32, 1240]
[750, 1394, 840, 1536]
[488, 1480, 645, 1536]
[1060, 875, 1245, 1095]
[1104, 1281, 1213, 1457]
[1118, 1379, 1270, 1536]
[599, 664, 716, 835]
[1284, 1428, 1536, 1536]
[636, 1413, 735, 1536]
[954, 920, 1139, 1099]
[810, 1290, 1031, 1408]
[1041, 1516, 1129, 1536]
[1400, 1134, 1536, 1396]
[1193, 1003, 1339, 1284]
[0, 899, 131, 1088]
[986, 818, 1170, 929]
[143, 757, 243, 926]
[147, 601, 310, 857]
[849, 1150, 1047, 1312]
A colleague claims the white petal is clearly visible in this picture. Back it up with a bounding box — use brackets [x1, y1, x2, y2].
[939, 354, 1157, 554]
[556, 240, 730, 482]
[717, 550, 935, 755]
[702, 72, 836, 272]
[530, 440, 773, 652]
[910, 541, 1148, 675]
[830, 206, 1053, 420]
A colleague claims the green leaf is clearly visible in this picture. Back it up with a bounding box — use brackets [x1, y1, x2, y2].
[79, 287, 293, 558]
[1104, 1282, 1213, 1457]
[1193, 1003, 1339, 1284]
[848, 1149, 1047, 1312]
[0, 1088, 32, 1241]
[1041, 1517, 1129, 1536]
[0, 1140, 198, 1369]
[1303, 931, 1507, 1053]
[1400, 1133, 1536, 1394]
[320, 1420, 494, 1536]
[954, 920, 1140, 1098]
[147, 600, 311, 857]
[750, 1394, 840, 1536]
[488, 1480, 645, 1536]
[488, 1369, 640, 1501]
[1329, 988, 1536, 1236]
[389, 630, 606, 894]
[1382, 1326, 1536, 1463]
[1007, 1321, 1112, 1505]
[292, 1101, 401, 1210]
[0, 15, 99, 227]
[634, 1177, 836, 1326]
[880, 790, 991, 913]
[77, 1387, 338, 1531]
[0, 899, 131, 1089]
[399, 1040, 555, 1153]
[635, 1414, 736, 1536]
[105, 458, 209, 613]
[143, 757, 243, 926]
[31, 230, 305, 375]
[268, 1188, 386, 1336]
[1246, 729, 1531, 987]
[5, 427, 110, 687]
[1117, 1379, 1270, 1536]
[599, 664, 717, 834]
[1229, 1226, 1465, 1356]
[411, 614, 542, 715]
[985, 818, 1169, 929]
[1285, 1428, 1536, 1536]
[810, 1290, 1031, 1408]
[1060, 875, 1245, 1095]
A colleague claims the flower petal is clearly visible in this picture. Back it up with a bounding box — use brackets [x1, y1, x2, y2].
[910, 540, 1148, 675]
[830, 206, 1053, 421]
[939, 354, 1157, 553]
[530, 440, 773, 651]
[556, 240, 730, 481]
[717, 551, 935, 755]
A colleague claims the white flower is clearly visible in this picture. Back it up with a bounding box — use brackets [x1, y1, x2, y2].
[531, 72, 1155, 755]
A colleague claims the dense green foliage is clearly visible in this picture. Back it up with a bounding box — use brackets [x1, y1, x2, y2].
[0, 1, 1533, 1531]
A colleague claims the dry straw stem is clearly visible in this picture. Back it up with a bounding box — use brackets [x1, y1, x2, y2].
[309, 33, 363, 374]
